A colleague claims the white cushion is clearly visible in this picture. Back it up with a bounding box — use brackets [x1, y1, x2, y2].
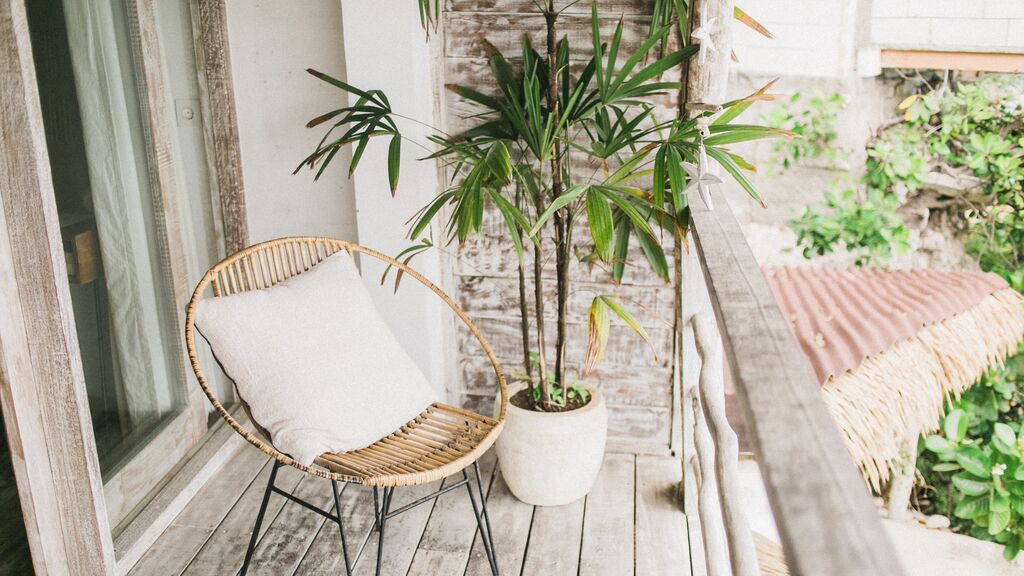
[194, 250, 437, 466]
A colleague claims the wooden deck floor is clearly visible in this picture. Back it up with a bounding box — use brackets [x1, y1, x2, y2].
[130, 447, 691, 576]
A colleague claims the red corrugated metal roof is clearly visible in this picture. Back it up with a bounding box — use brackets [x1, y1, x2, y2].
[764, 267, 1009, 384]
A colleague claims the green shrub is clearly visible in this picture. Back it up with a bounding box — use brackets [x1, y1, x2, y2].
[761, 91, 847, 170]
[776, 75, 1024, 560]
[788, 187, 908, 265]
[918, 351, 1024, 560]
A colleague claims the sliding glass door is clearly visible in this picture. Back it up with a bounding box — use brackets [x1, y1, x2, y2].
[24, 0, 223, 532]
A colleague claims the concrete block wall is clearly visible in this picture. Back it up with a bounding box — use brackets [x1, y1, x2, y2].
[872, 0, 1024, 51]
[731, 0, 858, 78]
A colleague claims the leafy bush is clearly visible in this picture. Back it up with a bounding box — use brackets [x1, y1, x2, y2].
[918, 351, 1024, 560]
[789, 187, 908, 265]
[785, 76, 1024, 280]
[761, 91, 847, 170]
[776, 75, 1024, 559]
[899, 76, 1024, 281]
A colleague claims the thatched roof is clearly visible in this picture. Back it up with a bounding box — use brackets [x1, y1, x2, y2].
[765, 267, 1024, 491]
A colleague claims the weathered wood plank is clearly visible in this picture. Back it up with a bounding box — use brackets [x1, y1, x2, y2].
[458, 355, 672, 409]
[0, 1, 116, 572]
[447, 0, 651, 14]
[407, 453, 496, 576]
[128, 524, 214, 576]
[578, 453, 634, 576]
[464, 463, 534, 576]
[246, 475, 335, 575]
[191, 0, 248, 253]
[457, 274, 676, 325]
[115, 419, 249, 570]
[182, 463, 304, 574]
[168, 440, 267, 531]
[292, 483, 377, 576]
[128, 443, 267, 576]
[635, 455, 690, 576]
[689, 188, 907, 576]
[457, 319, 672, 370]
[444, 13, 649, 61]
[351, 481, 443, 576]
[452, 224, 675, 286]
[519, 496, 585, 575]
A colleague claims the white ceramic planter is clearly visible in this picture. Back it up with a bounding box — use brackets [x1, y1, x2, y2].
[494, 384, 607, 506]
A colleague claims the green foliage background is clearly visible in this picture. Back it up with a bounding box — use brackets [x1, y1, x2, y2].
[768, 75, 1024, 560]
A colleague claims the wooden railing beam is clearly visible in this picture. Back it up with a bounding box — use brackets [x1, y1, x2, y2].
[688, 188, 907, 576]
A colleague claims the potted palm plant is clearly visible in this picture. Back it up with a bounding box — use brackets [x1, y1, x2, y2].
[297, 2, 783, 505]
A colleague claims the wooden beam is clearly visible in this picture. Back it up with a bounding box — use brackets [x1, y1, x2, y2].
[191, 0, 249, 254]
[880, 49, 1024, 74]
[0, 1, 117, 573]
[688, 188, 907, 576]
[684, 0, 734, 110]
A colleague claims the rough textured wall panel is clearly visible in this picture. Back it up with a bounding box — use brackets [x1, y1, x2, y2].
[443, 0, 677, 452]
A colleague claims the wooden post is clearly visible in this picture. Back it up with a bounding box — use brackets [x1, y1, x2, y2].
[191, 0, 249, 255]
[678, 2, 745, 575]
[0, 0, 118, 572]
[685, 0, 734, 115]
[694, 313, 759, 576]
[885, 428, 919, 523]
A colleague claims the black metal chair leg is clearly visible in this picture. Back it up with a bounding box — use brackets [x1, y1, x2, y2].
[375, 487, 393, 576]
[332, 480, 353, 576]
[373, 485, 382, 530]
[464, 468, 499, 576]
[240, 461, 281, 576]
[472, 461, 498, 566]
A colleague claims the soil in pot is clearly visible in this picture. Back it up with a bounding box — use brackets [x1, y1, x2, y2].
[509, 386, 591, 412]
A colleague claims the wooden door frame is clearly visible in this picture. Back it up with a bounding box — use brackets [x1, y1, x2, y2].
[190, 0, 249, 254]
[0, 0, 248, 572]
[0, 0, 117, 573]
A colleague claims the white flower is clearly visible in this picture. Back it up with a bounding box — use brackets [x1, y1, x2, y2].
[993, 463, 1007, 477]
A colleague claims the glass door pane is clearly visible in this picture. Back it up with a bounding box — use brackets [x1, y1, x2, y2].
[25, 0, 206, 530]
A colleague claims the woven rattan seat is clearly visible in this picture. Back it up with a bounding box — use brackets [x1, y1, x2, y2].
[185, 237, 507, 488]
[316, 402, 499, 487]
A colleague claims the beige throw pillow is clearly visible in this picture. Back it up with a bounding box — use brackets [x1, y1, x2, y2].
[194, 250, 437, 466]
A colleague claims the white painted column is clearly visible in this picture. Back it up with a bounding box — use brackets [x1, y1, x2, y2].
[339, 0, 450, 393]
[226, 0, 360, 243]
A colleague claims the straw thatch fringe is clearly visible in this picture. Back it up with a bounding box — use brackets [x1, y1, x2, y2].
[821, 287, 1024, 492]
[754, 532, 789, 576]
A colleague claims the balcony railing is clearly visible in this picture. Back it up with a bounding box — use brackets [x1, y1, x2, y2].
[680, 188, 908, 576]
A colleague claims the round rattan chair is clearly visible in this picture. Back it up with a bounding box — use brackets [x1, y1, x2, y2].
[185, 237, 506, 576]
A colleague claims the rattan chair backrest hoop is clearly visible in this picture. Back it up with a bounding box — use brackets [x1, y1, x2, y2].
[184, 237, 507, 482]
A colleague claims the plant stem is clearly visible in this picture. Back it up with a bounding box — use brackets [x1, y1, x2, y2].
[531, 202, 551, 406]
[545, 5, 569, 397]
[671, 1, 694, 443]
[515, 182, 533, 379]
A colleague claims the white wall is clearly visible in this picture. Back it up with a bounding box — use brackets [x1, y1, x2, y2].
[225, 0, 450, 393]
[731, 0, 859, 78]
[732, 0, 1024, 80]
[339, 0, 450, 394]
[225, 0, 359, 243]
[872, 0, 1024, 51]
